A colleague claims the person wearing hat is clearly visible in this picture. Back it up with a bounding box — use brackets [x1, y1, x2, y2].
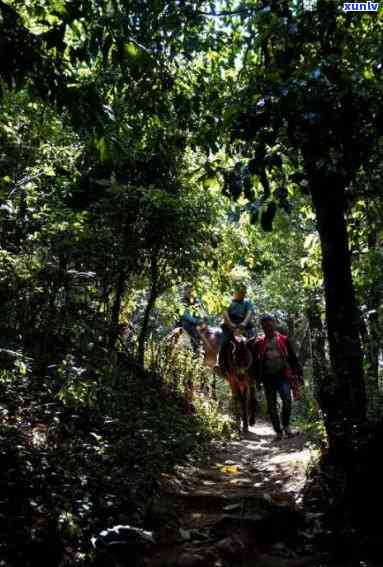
[254, 314, 303, 440]
[216, 284, 255, 375]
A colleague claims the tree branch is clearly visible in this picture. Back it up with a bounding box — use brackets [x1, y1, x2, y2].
[238, 30, 257, 80]
[196, 8, 254, 17]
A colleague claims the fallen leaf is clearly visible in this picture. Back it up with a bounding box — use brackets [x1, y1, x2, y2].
[220, 465, 241, 475]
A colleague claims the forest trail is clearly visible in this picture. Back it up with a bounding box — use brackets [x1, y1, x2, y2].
[144, 420, 321, 567]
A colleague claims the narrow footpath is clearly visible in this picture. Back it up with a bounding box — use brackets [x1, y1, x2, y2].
[144, 420, 323, 567]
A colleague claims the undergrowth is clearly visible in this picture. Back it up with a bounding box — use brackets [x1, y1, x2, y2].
[0, 345, 235, 567]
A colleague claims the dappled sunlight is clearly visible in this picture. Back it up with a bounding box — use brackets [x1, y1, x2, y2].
[165, 420, 313, 504]
[146, 419, 318, 566]
[181, 420, 315, 518]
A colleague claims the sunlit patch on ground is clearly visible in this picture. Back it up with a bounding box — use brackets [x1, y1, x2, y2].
[148, 420, 318, 566]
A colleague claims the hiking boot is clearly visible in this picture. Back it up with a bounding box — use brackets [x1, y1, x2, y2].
[275, 432, 283, 441]
[284, 427, 294, 437]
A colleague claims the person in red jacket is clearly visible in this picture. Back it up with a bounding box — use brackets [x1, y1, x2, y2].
[254, 314, 303, 440]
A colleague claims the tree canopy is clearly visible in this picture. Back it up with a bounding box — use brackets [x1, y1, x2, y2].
[2, 1, 383, 564]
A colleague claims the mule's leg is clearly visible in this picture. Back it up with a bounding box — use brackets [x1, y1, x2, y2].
[211, 372, 217, 401]
[239, 388, 249, 433]
[229, 391, 241, 432]
[249, 381, 257, 426]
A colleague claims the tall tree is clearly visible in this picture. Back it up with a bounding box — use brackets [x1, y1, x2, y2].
[207, 0, 383, 456]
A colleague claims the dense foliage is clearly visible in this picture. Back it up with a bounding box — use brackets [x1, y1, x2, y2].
[1, 0, 383, 565]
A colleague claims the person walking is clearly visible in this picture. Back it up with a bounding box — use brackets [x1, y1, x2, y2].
[254, 314, 303, 440]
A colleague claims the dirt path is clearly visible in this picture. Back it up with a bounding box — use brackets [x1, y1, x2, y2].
[144, 419, 321, 567]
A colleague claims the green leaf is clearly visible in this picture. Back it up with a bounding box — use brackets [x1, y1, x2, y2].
[363, 68, 374, 80]
[202, 175, 220, 190]
[124, 42, 141, 61]
[96, 137, 110, 164]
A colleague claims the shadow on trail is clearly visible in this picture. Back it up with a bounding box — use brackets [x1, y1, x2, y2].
[143, 420, 320, 567]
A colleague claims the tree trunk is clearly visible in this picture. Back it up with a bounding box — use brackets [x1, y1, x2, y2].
[137, 253, 159, 367]
[109, 270, 126, 349]
[287, 313, 296, 342]
[364, 204, 382, 417]
[366, 306, 380, 389]
[298, 322, 311, 369]
[310, 184, 366, 455]
[307, 299, 327, 402]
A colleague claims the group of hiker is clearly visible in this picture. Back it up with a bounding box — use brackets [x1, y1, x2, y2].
[180, 283, 303, 440]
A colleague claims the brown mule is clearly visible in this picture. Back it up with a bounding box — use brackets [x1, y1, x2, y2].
[222, 334, 257, 433]
[164, 325, 257, 432]
[198, 326, 257, 432]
